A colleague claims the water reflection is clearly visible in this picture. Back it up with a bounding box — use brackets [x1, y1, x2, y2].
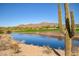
[11, 33, 79, 50]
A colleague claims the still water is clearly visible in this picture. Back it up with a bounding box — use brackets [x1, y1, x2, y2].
[11, 33, 79, 50]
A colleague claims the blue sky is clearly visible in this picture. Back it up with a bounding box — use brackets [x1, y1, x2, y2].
[0, 3, 79, 27]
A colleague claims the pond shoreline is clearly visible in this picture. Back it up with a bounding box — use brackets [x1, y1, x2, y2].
[0, 43, 65, 56]
[0, 34, 65, 56]
[15, 32, 79, 39]
[1, 33, 79, 56]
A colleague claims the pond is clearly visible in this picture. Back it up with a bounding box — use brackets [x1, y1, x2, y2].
[11, 33, 79, 50]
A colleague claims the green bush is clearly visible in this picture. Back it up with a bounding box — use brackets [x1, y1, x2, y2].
[0, 30, 4, 34]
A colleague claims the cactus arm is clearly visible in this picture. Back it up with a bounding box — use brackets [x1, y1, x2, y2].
[58, 3, 65, 34]
[70, 11, 75, 36]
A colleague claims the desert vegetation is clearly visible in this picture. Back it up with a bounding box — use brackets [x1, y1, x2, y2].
[58, 3, 79, 56]
[0, 30, 20, 53]
[0, 3, 79, 56]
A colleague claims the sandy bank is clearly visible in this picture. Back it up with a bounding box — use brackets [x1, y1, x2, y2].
[33, 32, 79, 39]
[0, 43, 65, 56]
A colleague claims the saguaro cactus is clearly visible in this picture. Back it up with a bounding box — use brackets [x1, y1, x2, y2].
[64, 3, 72, 38]
[70, 11, 78, 55]
[70, 11, 75, 36]
[58, 3, 75, 56]
[65, 30, 72, 56]
[77, 47, 79, 56]
[58, 3, 64, 33]
[64, 3, 72, 56]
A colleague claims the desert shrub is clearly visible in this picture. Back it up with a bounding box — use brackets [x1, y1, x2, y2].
[10, 41, 20, 53]
[43, 46, 52, 54]
[0, 40, 8, 50]
[0, 30, 4, 34]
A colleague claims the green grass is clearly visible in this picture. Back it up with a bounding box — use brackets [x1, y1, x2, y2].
[76, 28, 79, 32]
[15, 28, 60, 33]
[14, 28, 79, 33]
[0, 27, 79, 34]
[0, 31, 4, 34]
